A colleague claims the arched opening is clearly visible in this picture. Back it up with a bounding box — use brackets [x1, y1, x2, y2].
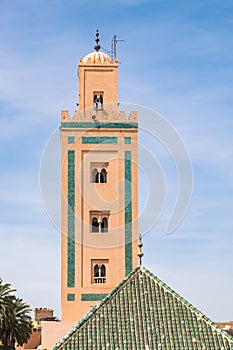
[99, 94, 103, 109]
[92, 168, 98, 183]
[101, 217, 108, 233]
[93, 264, 106, 283]
[93, 94, 103, 110]
[93, 94, 97, 109]
[100, 168, 107, 183]
[91, 163, 108, 184]
[99, 172, 103, 183]
[92, 217, 99, 233]
[101, 264, 106, 277]
[94, 264, 99, 277]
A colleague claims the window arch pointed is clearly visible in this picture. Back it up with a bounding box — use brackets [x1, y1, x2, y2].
[93, 263, 106, 284]
[100, 168, 107, 183]
[92, 217, 99, 233]
[101, 217, 108, 233]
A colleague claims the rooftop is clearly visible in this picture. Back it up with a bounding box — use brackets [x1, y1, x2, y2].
[82, 51, 113, 64]
[54, 266, 233, 349]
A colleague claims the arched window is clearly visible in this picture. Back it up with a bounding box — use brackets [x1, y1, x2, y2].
[99, 94, 103, 109]
[92, 168, 98, 183]
[91, 163, 108, 183]
[92, 217, 99, 233]
[93, 93, 103, 110]
[93, 264, 106, 283]
[101, 264, 106, 277]
[93, 95, 97, 109]
[101, 217, 108, 233]
[99, 171, 103, 183]
[94, 264, 99, 277]
[100, 168, 107, 183]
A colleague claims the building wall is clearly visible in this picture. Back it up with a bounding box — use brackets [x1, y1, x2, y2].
[34, 308, 53, 321]
[78, 58, 118, 111]
[60, 51, 139, 322]
[16, 328, 41, 350]
[61, 126, 138, 321]
[41, 321, 76, 350]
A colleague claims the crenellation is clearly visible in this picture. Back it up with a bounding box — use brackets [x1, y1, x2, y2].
[60, 109, 138, 123]
[61, 110, 70, 121]
[128, 111, 138, 122]
[118, 110, 126, 121]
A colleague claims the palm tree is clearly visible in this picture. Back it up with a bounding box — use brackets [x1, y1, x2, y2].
[0, 279, 32, 350]
[1, 297, 32, 349]
[0, 279, 15, 331]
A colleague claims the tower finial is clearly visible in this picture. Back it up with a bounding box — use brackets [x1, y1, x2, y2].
[94, 29, 101, 52]
[138, 234, 144, 266]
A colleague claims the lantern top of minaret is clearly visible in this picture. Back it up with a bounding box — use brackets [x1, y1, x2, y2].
[81, 30, 114, 65]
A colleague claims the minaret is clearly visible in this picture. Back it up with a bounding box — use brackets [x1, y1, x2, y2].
[60, 31, 138, 321]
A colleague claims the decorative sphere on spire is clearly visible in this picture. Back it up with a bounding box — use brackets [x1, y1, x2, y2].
[94, 29, 101, 52]
[138, 234, 144, 266]
[81, 30, 113, 64]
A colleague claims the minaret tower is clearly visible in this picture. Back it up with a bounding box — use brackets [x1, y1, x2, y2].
[60, 31, 138, 321]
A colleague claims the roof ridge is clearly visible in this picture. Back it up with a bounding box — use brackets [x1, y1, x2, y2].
[54, 266, 141, 349]
[54, 265, 233, 349]
[141, 266, 233, 343]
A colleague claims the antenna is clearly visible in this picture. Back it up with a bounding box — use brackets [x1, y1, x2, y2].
[111, 35, 125, 60]
[96, 32, 125, 61]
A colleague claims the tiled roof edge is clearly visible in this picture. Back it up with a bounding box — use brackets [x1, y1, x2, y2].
[141, 266, 233, 344]
[53, 266, 140, 350]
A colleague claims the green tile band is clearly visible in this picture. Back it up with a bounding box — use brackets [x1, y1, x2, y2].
[67, 150, 75, 288]
[124, 137, 131, 144]
[67, 293, 75, 301]
[82, 136, 118, 144]
[68, 136, 75, 144]
[125, 150, 132, 276]
[61, 122, 138, 129]
[81, 294, 108, 301]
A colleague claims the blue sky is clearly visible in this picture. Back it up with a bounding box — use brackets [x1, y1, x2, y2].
[1, 0, 233, 321]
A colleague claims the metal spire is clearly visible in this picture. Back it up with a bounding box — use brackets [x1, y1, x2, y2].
[138, 234, 144, 266]
[94, 29, 101, 52]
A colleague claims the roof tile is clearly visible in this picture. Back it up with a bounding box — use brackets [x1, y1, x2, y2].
[54, 266, 233, 349]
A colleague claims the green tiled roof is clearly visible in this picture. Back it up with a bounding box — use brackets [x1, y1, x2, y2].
[54, 266, 233, 350]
